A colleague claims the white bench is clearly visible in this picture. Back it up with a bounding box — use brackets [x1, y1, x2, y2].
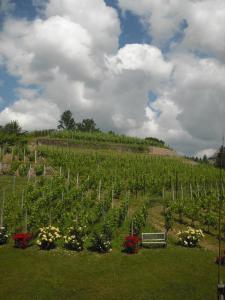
[142, 232, 167, 247]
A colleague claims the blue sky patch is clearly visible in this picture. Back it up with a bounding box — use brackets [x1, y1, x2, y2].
[104, 0, 151, 48]
[148, 91, 161, 118]
[0, 67, 20, 110]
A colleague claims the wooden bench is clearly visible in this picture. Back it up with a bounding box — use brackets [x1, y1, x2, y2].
[141, 232, 167, 247]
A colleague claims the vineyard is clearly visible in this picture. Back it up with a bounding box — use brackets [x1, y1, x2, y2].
[0, 141, 225, 299]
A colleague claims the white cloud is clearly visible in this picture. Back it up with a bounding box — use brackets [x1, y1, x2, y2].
[118, 0, 225, 61]
[0, 0, 224, 156]
[0, 98, 59, 130]
[196, 148, 216, 158]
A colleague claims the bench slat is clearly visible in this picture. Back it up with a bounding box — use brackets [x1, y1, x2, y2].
[141, 232, 167, 247]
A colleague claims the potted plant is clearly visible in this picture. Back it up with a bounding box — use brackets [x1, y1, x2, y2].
[12, 232, 32, 249]
[64, 220, 87, 251]
[37, 226, 61, 250]
[0, 227, 8, 245]
[177, 227, 204, 247]
[124, 235, 141, 254]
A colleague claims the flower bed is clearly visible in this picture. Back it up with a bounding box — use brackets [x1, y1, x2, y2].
[124, 235, 141, 254]
[12, 232, 32, 249]
[0, 227, 8, 245]
[64, 220, 87, 251]
[177, 227, 204, 247]
[90, 232, 112, 253]
[37, 226, 61, 250]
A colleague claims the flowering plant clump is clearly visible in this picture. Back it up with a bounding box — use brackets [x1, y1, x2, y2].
[64, 220, 87, 251]
[124, 235, 141, 254]
[216, 250, 225, 266]
[91, 232, 112, 253]
[12, 232, 32, 249]
[0, 227, 8, 245]
[177, 227, 204, 247]
[37, 226, 61, 250]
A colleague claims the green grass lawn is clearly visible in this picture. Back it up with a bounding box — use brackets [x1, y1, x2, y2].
[0, 240, 224, 300]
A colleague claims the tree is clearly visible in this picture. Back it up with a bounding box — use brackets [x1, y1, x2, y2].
[202, 154, 208, 164]
[77, 118, 99, 132]
[4, 120, 22, 134]
[215, 146, 225, 169]
[58, 110, 76, 130]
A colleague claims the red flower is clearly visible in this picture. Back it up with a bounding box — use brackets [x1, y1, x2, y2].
[124, 235, 141, 254]
[13, 232, 32, 249]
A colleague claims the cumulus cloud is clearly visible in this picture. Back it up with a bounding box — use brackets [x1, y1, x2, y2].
[117, 0, 225, 155]
[118, 0, 225, 61]
[0, 1, 172, 136]
[0, 0, 224, 156]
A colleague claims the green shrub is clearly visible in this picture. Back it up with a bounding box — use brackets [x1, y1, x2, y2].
[18, 164, 29, 176]
[0, 227, 8, 245]
[90, 231, 112, 253]
[35, 164, 44, 176]
[64, 220, 87, 251]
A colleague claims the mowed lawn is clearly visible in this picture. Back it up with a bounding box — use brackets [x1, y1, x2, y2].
[0, 241, 224, 300]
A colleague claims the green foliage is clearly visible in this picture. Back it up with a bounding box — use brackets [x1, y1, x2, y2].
[215, 146, 225, 169]
[18, 164, 29, 177]
[64, 219, 87, 251]
[58, 110, 76, 130]
[76, 118, 99, 132]
[4, 121, 22, 135]
[35, 129, 167, 148]
[90, 231, 112, 253]
[177, 227, 204, 247]
[37, 226, 61, 250]
[131, 204, 148, 235]
[165, 207, 174, 232]
[0, 227, 8, 245]
[9, 161, 21, 175]
[34, 164, 44, 176]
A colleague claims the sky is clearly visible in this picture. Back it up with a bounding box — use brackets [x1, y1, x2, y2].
[0, 0, 224, 156]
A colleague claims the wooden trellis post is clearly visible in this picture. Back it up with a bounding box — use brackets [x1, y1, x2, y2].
[35, 150, 37, 164]
[76, 173, 79, 188]
[25, 209, 28, 233]
[131, 219, 134, 236]
[67, 169, 70, 185]
[0, 190, 5, 227]
[28, 165, 31, 182]
[172, 185, 175, 201]
[111, 188, 114, 209]
[98, 179, 101, 201]
[11, 147, 14, 162]
[21, 190, 24, 210]
[197, 183, 200, 198]
[181, 184, 184, 201]
[190, 183, 193, 201]
[13, 175, 16, 195]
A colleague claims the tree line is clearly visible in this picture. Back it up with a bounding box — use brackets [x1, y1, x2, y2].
[57, 110, 100, 132]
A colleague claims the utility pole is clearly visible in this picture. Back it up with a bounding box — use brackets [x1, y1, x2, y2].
[217, 135, 225, 299]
